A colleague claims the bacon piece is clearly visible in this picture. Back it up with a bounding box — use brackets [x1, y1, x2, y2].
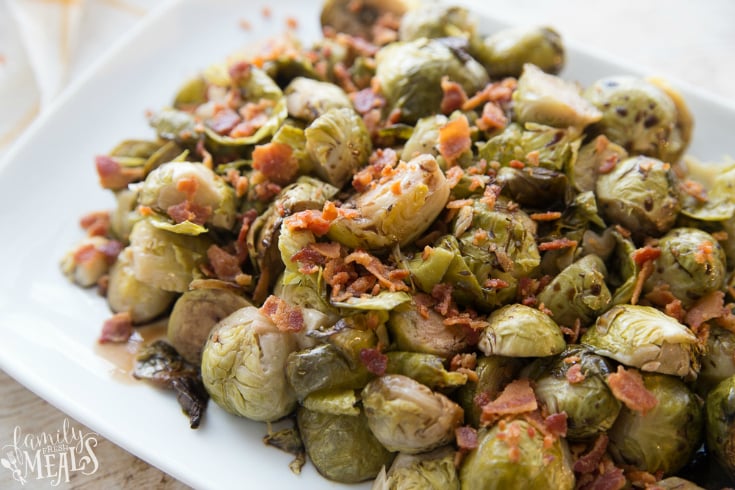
[530, 211, 562, 222]
[431, 283, 454, 316]
[207, 244, 242, 282]
[588, 463, 626, 490]
[438, 115, 471, 165]
[166, 200, 212, 225]
[80, 211, 111, 237]
[476, 102, 507, 131]
[98, 312, 134, 343]
[679, 179, 708, 203]
[360, 348, 387, 376]
[260, 295, 304, 332]
[607, 366, 658, 415]
[344, 250, 409, 292]
[543, 412, 567, 438]
[456, 426, 478, 451]
[574, 434, 609, 473]
[538, 237, 578, 252]
[95, 155, 144, 190]
[631, 245, 661, 267]
[208, 108, 241, 134]
[629, 259, 654, 306]
[462, 78, 517, 111]
[284, 209, 332, 236]
[351, 88, 385, 114]
[440, 77, 468, 115]
[566, 363, 586, 384]
[252, 142, 298, 185]
[686, 290, 726, 330]
[480, 378, 538, 426]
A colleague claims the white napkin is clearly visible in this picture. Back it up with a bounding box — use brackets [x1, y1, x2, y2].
[0, 0, 159, 156]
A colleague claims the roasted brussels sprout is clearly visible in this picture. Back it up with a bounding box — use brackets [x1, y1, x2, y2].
[399, 4, 475, 41]
[569, 134, 628, 193]
[328, 154, 450, 249]
[582, 304, 700, 378]
[388, 301, 472, 358]
[167, 287, 251, 365]
[362, 374, 463, 454]
[584, 76, 691, 163]
[537, 254, 612, 327]
[200, 306, 298, 421]
[375, 38, 489, 123]
[109, 187, 140, 243]
[699, 326, 735, 396]
[496, 166, 571, 209]
[297, 406, 394, 483]
[512, 63, 601, 129]
[459, 418, 574, 489]
[286, 343, 372, 400]
[643, 228, 726, 307]
[400, 114, 447, 161]
[478, 304, 566, 358]
[373, 446, 459, 490]
[608, 372, 703, 476]
[284, 77, 353, 123]
[705, 375, 735, 480]
[107, 247, 177, 324]
[474, 25, 564, 78]
[595, 155, 681, 239]
[385, 352, 467, 389]
[305, 107, 372, 188]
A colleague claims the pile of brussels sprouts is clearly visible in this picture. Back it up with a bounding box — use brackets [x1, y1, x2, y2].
[62, 0, 735, 488]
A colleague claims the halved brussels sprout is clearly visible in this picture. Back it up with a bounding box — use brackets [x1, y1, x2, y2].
[400, 114, 447, 161]
[388, 301, 472, 358]
[374, 446, 459, 490]
[512, 63, 601, 129]
[569, 135, 628, 193]
[167, 287, 251, 365]
[200, 306, 297, 421]
[385, 352, 467, 389]
[584, 76, 690, 163]
[474, 25, 564, 78]
[399, 4, 475, 41]
[581, 304, 700, 378]
[375, 38, 489, 123]
[699, 326, 735, 397]
[595, 155, 681, 239]
[297, 406, 394, 483]
[478, 304, 566, 357]
[107, 247, 177, 324]
[459, 418, 574, 490]
[286, 343, 372, 400]
[285, 77, 353, 123]
[608, 372, 703, 476]
[705, 375, 735, 480]
[305, 107, 372, 188]
[362, 374, 464, 454]
[496, 166, 570, 209]
[328, 154, 450, 250]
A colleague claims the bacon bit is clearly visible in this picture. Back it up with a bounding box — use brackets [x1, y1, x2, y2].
[543, 412, 567, 438]
[285, 16, 298, 29]
[480, 378, 538, 426]
[599, 155, 619, 175]
[309, 241, 342, 259]
[138, 205, 155, 217]
[456, 426, 478, 451]
[351, 87, 385, 114]
[98, 312, 134, 343]
[566, 363, 586, 384]
[344, 250, 409, 292]
[631, 245, 661, 267]
[333, 62, 358, 93]
[664, 299, 686, 323]
[95, 155, 144, 190]
[476, 102, 507, 131]
[538, 237, 578, 252]
[261, 6, 271, 17]
[207, 244, 243, 282]
[451, 353, 477, 372]
[573, 434, 609, 473]
[686, 290, 726, 330]
[483, 278, 509, 290]
[166, 200, 212, 225]
[561, 318, 582, 344]
[629, 259, 654, 306]
[284, 209, 331, 236]
[431, 283, 454, 316]
[440, 77, 468, 115]
[390, 180, 402, 195]
[530, 211, 562, 222]
[446, 199, 473, 209]
[614, 224, 631, 238]
[226, 169, 249, 197]
[208, 108, 241, 134]
[584, 460, 627, 490]
[607, 366, 658, 415]
[695, 239, 715, 265]
[481, 183, 502, 209]
[438, 115, 471, 165]
[235, 209, 258, 261]
[679, 179, 708, 203]
[360, 348, 388, 376]
[80, 211, 111, 237]
[509, 159, 525, 169]
[537, 302, 553, 316]
[445, 166, 465, 189]
[260, 295, 304, 332]
[462, 78, 517, 111]
[624, 469, 659, 488]
[252, 142, 298, 185]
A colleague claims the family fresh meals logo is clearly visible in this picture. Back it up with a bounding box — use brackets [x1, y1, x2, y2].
[1, 418, 100, 486]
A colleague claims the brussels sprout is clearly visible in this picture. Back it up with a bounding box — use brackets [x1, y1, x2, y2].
[167, 287, 251, 364]
[527, 345, 622, 440]
[608, 372, 703, 476]
[284, 77, 353, 123]
[400, 114, 447, 161]
[478, 122, 580, 172]
[109, 187, 141, 243]
[459, 418, 574, 490]
[569, 135, 628, 193]
[537, 254, 612, 327]
[286, 343, 372, 400]
[643, 228, 726, 307]
[128, 218, 211, 292]
[388, 301, 472, 358]
[200, 306, 297, 421]
[305, 107, 372, 188]
[584, 76, 690, 163]
[362, 374, 464, 454]
[496, 166, 571, 209]
[581, 304, 700, 378]
[652, 477, 705, 490]
[679, 160, 735, 223]
[375, 38, 489, 123]
[385, 352, 467, 389]
[474, 25, 564, 78]
[270, 124, 312, 174]
[107, 247, 177, 324]
[512, 63, 602, 129]
[138, 161, 237, 230]
[455, 355, 525, 428]
[148, 108, 201, 146]
[399, 4, 475, 41]
[705, 375, 735, 480]
[320, 0, 416, 41]
[478, 304, 566, 357]
[297, 406, 394, 483]
[699, 326, 735, 396]
[60, 236, 118, 288]
[302, 388, 360, 416]
[374, 446, 459, 490]
[328, 154, 450, 249]
[595, 155, 681, 239]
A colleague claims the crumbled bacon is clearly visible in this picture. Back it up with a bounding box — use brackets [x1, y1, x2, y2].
[462, 78, 517, 111]
[480, 378, 538, 426]
[686, 290, 726, 330]
[450, 352, 477, 372]
[284, 209, 332, 236]
[438, 115, 471, 165]
[431, 283, 454, 316]
[208, 108, 241, 134]
[530, 211, 562, 222]
[260, 295, 304, 332]
[344, 250, 409, 292]
[98, 312, 134, 344]
[629, 259, 654, 306]
[351, 87, 385, 114]
[207, 244, 243, 282]
[631, 244, 661, 267]
[476, 102, 507, 131]
[455, 426, 478, 451]
[95, 155, 144, 190]
[80, 211, 111, 237]
[538, 237, 578, 252]
[607, 366, 658, 415]
[543, 412, 567, 438]
[566, 363, 586, 384]
[574, 434, 609, 474]
[679, 179, 708, 203]
[440, 77, 468, 115]
[167, 200, 212, 225]
[252, 142, 298, 185]
[359, 348, 387, 376]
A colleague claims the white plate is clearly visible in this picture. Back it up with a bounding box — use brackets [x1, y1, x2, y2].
[1, 1, 734, 489]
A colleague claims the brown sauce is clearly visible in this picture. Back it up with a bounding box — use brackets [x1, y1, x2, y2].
[93, 318, 168, 384]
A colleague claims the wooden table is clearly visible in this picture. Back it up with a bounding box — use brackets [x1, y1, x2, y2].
[2, 1, 734, 488]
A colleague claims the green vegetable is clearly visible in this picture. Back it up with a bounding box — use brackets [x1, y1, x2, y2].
[478, 304, 566, 357]
[474, 25, 564, 78]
